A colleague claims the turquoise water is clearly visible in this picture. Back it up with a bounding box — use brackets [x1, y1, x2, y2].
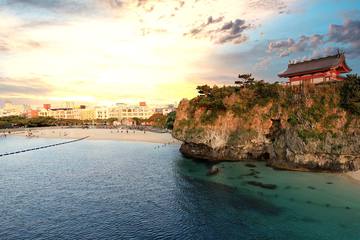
[1, 136, 360, 239]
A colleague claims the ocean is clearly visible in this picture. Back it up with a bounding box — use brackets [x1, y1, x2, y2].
[1, 136, 359, 239]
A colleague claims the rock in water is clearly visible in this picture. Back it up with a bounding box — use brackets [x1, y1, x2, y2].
[207, 166, 220, 176]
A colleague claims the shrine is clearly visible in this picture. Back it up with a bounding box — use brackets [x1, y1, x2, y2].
[278, 53, 352, 86]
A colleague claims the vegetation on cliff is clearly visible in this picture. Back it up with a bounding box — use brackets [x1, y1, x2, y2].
[179, 74, 359, 138]
[173, 74, 360, 171]
[145, 111, 176, 129]
[340, 74, 360, 115]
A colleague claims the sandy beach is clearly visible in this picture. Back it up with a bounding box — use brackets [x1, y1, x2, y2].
[11, 127, 181, 145]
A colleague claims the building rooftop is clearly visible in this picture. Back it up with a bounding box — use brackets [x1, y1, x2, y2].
[278, 53, 352, 78]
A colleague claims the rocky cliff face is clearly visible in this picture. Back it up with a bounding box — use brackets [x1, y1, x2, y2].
[172, 82, 360, 172]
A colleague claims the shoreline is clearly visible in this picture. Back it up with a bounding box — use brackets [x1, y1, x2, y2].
[345, 171, 360, 184]
[4, 127, 360, 183]
[10, 127, 181, 145]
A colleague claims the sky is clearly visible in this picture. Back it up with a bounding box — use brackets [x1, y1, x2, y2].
[0, 0, 359, 106]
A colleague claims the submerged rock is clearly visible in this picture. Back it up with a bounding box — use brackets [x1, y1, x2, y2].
[207, 166, 220, 176]
[245, 163, 257, 168]
[246, 181, 277, 190]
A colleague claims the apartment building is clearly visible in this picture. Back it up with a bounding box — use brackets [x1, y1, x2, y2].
[95, 108, 108, 119]
[80, 109, 96, 120]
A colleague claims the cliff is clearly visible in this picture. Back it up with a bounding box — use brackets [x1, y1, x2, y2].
[173, 77, 360, 172]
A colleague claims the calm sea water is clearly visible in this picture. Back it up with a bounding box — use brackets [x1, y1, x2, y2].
[1, 136, 360, 240]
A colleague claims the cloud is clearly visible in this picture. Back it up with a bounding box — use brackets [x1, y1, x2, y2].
[0, 32, 44, 53]
[0, 40, 9, 52]
[0, 0, 124, 19]
[268, 19, 360, 58]
[0, 78, 52, 96]
[268, 38, 294, 57]
[138, 0, 296, 45]
[195, 41, 283, 83]
[134, 0, 186, 13]
[7, 0, 123, 10]
[186, 16, 224, 37]
[268, 34, 323, 57]
[186, 17, 250, 44]
[0, 0, 301, 104]
[328, 19, 360, 56]
[254, 56, 273, 70]
[247, 0, 289, 12]
[19, 20, 69, 29]
[311, 46, 338, 59]
[3, 0, 89, 14]
[216, 19, 249, 44]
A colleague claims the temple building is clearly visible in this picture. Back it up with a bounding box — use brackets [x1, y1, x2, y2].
[278, 53, 352, 86]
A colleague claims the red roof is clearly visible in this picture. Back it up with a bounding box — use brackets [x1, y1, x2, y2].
[278, 53, 352, 78]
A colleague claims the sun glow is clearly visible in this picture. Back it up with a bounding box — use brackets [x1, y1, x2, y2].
[0, 0, 298, 104]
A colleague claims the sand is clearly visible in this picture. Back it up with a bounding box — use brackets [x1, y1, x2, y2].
[346, 171, 360, 183]
[13, 127, 181, 144]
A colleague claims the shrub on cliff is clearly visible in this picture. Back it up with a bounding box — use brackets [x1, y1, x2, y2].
[340, 74, 360, 115]
[193, 78, 283, 122]
[165, 111, 176, 129]
[193, 85, 233, 122]
[287, 113, 298, 126]
[147, 113, 167, 128]
[196, 85, 212, 96]
[251, 81, 281, 106]
[297, 129, 325, 143]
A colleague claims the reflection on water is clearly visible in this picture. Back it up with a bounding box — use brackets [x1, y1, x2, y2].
[0, 136, 360, 239]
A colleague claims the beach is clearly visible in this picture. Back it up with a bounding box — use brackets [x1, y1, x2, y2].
[9, 127, 181, 145]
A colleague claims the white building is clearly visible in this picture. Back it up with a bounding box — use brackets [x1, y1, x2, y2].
[0, 102, 29, 117]
[95, 108, 109, 120]
[103, 103, 154, 120]
[39, 108, 83, 120]
[119, 105, 153, 119]
[13, 101, 172, 121]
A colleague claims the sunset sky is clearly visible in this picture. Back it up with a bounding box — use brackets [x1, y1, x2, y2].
[0, 0, 359, 105]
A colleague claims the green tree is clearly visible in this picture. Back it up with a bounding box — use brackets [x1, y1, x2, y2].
[165, 111, 176, 130]
[132, 117, 144, 126]
[196, 85, 212, 96]
[148, 113, 167, 128]
[235, 73, 256, 87]
[340, 74, 360, 115]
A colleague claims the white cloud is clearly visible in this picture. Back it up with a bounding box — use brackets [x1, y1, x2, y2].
[0, 0, 298, 103]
